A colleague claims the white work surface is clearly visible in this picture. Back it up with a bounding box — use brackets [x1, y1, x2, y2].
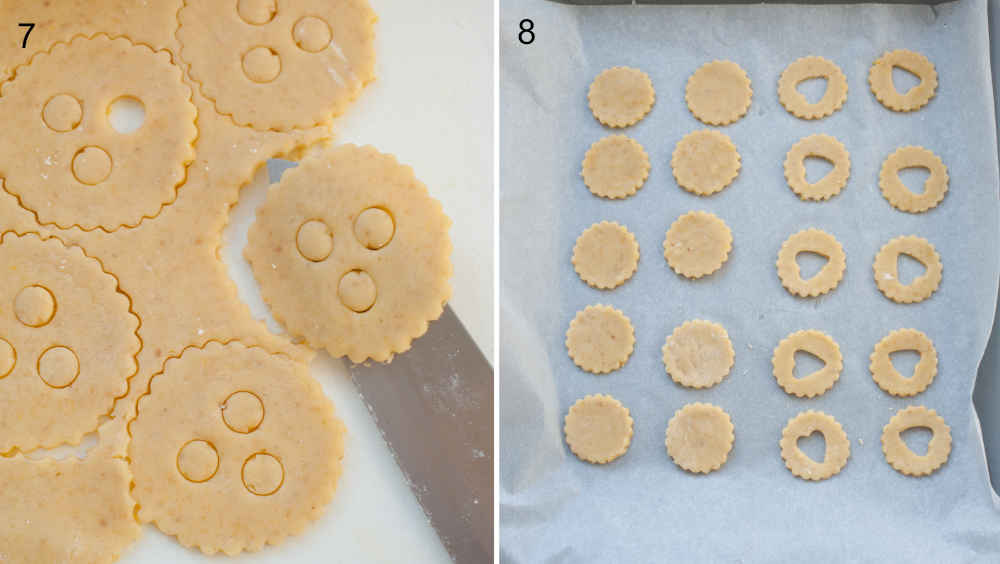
[118, 0, 493, 562]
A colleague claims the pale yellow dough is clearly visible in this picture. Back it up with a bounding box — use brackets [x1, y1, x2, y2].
[671, 130, 741, 196]
[881, 406, 951, 476]
[665, 403, 734, 474]
[873, 235, 942, 304]
[662, 320, 734, 389]
[581, 135, 650, 199]
[778, 56, 848, 120]
[780, 411, 850, 481]
[879, 146, 948, 213]
[685, 60, 752, 125]
[564, 394, 634, 464]
[869, 50, 937, 112]
[565, 305, 635, 374]
[772, 330, 842, 398]
[776, 229, 845, 297]
[870, 329, 937, 397]
[783, 134, 850, 201]
[663, 211, 733, 279]
[587, 67, 655, 128]
[572, 221, 639, 289]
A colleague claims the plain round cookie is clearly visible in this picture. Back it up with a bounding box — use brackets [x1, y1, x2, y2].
[778, 56, 848, 120]
[587, 67, 655, 128]
[129, 342, 345, 555]
[873, 235, 942, 304]
[665, 403, 734, 474]
[772, 330, 842, 398]
[879, 146, 948, 213]
[685, 60, 752, 125]
[869, 50, 937, 112]
[572, 221, 639, 289]
[663, 211, 733, 279]
[565, 305, 635, 374]
[780, 411, 850, 481]
[581, 135, 650, 199]
[662, 320, 734, 389]
[671, 130, 741, 196]
[783, 134, 850, 201]
[776, 229, 846, 297]
[881, 406, 951, 476]
[870, 329, 937, 397]
[564, 394, 634, 464]
[245, 144, 452, 363]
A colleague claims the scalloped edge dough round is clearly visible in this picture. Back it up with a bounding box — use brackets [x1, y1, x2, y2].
[870, 329, 937, 397]
[873, 235, 942, 304]
[778, 56, 848, 119]
[685, 60, 752, 125]
[671, 130, 741, 196]
[776, 229, 846, 297]
[662, 320, 734, 389]
[581, 135, 650, 199]
[572, 221, 639, 289]
[663, 211, 733, 279]
[882, 406, 951, 476]
[665, 403, 734, 474]
[772, 329, 843, 398]
[587, 66, 655, 128]
[565, 304, 635, 374]
[869, 50, 937, 112]
[783, 134, 850, 201]
[564, 394, 634, 464]
[879, 146, 948, 213]
[780, 411, 850, 481]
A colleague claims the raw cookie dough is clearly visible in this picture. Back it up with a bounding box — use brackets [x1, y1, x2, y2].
[129, 342, 345, 555]
[776, 229, 846, 297]
[0, 34, 196, 231]
[879, 146, 948, 213]
[565, 305, 635, 374]
[572, 221, 639, 289]
[665, 403, 734, 474]
[685, 60, 752, 126]
[783, 134, 850, 201]
[663, 211, 733, 279]
[563, 394, 634, 464]
[587, 66, 655, 128]
[869, 50, 937, 112]
[662, 320, 734, 389]
[177, 0, 376, 130]
[581, 135, 650, 199]
[772, 330, 842, 398]
[245, 144, 452, 363]
[0, 232, 139, 454]
[777, 56, 848, 119]
[881, 405, 951, 476]
[873, 235, 942, 304]
[780, 411, 850, 481]
[870, 329, 937, 397]
[671, 130, 741, 196]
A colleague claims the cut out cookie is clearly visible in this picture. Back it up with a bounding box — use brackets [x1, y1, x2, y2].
[663, 211, 733, 279]
[776, 229, 845, 297]
[869, 50, 937, 112]
[783, 135, 850, 201]
[665, 403, 734, 474]
[0, 34, 196, 231]
[662, 320, 734, 389]
[879, 146, 948, 213]
[565, 305, 634, 374]
[772, 330, 842, 398]
[870, 329, 937, 397]
[572, 221, 639, 289]
[0, 232, 139, 454]
[881, 406, 951, 476]
[778, 56, 848, 119]
[780, 411, 849, 481]
[587, 67, 655, 128]
[581, 135, 650, 199]
[245, 144, 452, 363]
[671, 130, 741, 196]
[873, 235, 942, 304]
[129, 342, 345, 555]
[564, 394, 633, 464]
[685, 61, 752, 126]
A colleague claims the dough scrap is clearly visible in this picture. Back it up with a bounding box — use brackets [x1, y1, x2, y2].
[783, 134, 850, 201]
[565, 304, 634, 374]
[870, 329, 937, 397]
[685, 60, 752, 126]
[665, 403, 734, 474]
[129, 342, 345, 555]
[776, 229, 845, 297]
[572, 221, 639, 289]
[869, 50, 937, 112]
[671, 129, 741, 196]
[881, 405, 951, 476]
[245, 144, 452, 364]
[663, 211, 733, 279]
[879, 146, 948, 213]
[873, 235, 942, 304]
[563, 394, 633, 464]
[778, 56, 848, 119]
[177, 0, 376, 130]
[780, 411, 850, 481]
[772, 330, 842, 398]
[581, 135, 650, 199]
[587, 66, 655, 128]
[662, 320, 734, 389]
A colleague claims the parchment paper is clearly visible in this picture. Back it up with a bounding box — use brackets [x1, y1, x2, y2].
[499, 1, 1000, 561]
